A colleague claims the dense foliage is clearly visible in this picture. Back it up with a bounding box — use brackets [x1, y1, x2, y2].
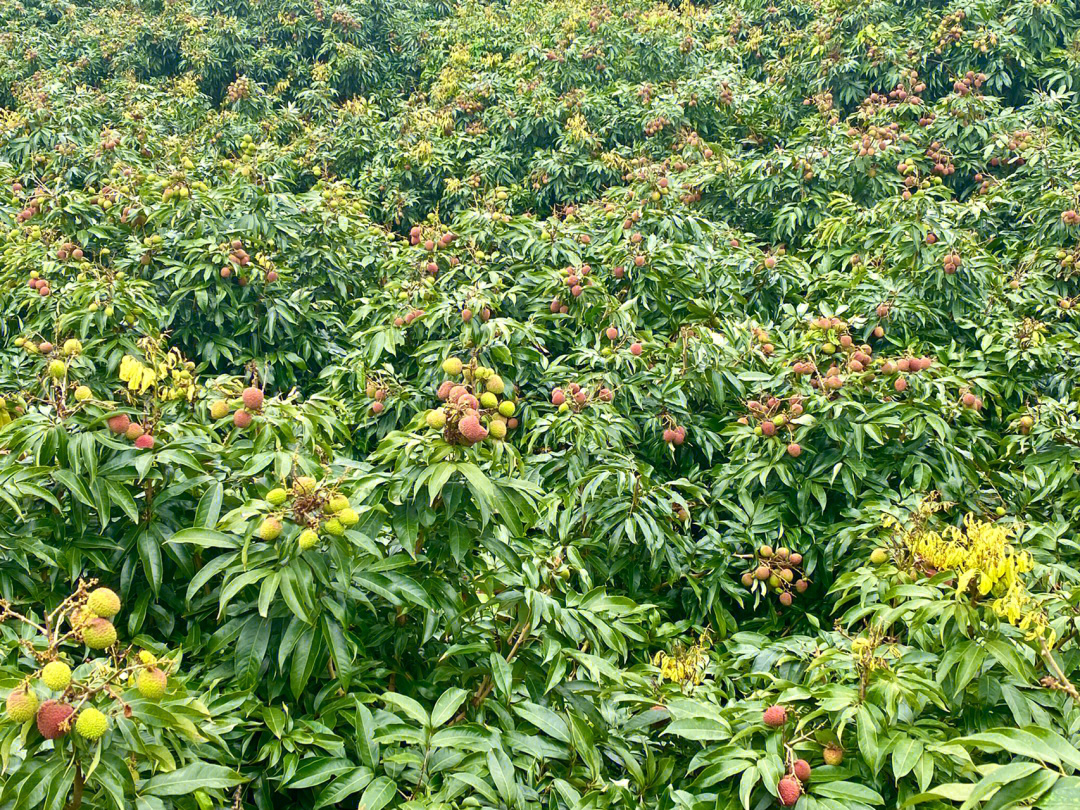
[4, 0, 1080, 808]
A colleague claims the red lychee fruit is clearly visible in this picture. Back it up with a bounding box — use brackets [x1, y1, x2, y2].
[134, 434, 155, 450]
[371, 401, 385, 415]
[894, 377, 908, 392]
[792, 759, 811, 782]
[777, 777, 802, 806]
[779, 591, 793, 606]
[37, 700, 74, 739]
[763, 705, 787, 727]
[606, 326, 618, 340]
[107, 414, 131, 434]
[462, 308, 473, 322]
[552, 389, 566, 406]
[242, 387, 264, 411]
[437, 381, 454, 400]
[787, 442, 801, 457]
[761, 421, 776, 437]
[459, 414, 488, 443]
[630, 342, 642, 356]
[233, 409, 252, 428]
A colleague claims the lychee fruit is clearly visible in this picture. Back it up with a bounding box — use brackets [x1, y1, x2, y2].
[762, 705, 787, 727]
[125, 422, 145, 441]
[82, 618, 117, 650]
[134, 434, 155, 450]
[36, 700, 74, 739]
[75, 706, 108, 739]
[322, 518, 345, 536]
[792, 759, 811, 782]
[551, 389, 566, 406]
[442, 357, 463, 376]
[233, 409, 252, 428]
[107, 414, 131, 434]
[298, 529, 319, 551]
[209, 399, 229, 419]
[459, 414, 489, 443]
[426, 409, 447, 429]
[242, 387, 264, 411]
[786, 443, 801, 457]
[6, 688, 39, 722]
[136, 668, 168, 700]
[258, 517, 282, 541]
[267, 488, 289, 507]
[41, 661, 72, 691]
[823, 745, 844, 766]
[87, 587, 121, 618]
[777, 776, 802, 806]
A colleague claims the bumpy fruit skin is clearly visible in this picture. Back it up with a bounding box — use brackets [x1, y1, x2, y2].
[74, 385, 92, 402]
[870, 548, 889, 565]
[763, 705, 787, 728]
[441, 357, 463, 376]
[259, 518, 282, 541]
[87, 587, 121, 618]
[323, 518, 345, 536]
[426, 409, 447, 429]
[82, 618, 118, 650]
[326, 495, 349, 513]
[498, 401, 516, 417]
[777, 777, 802, 806]
[36, 700, 73, 739]
[242, 387, 265, 411]
[337, 508, 359, 526]
[125, 422, 144, 440]
[297, 529, 319, 551]
[792, 759, 811, 782]
[134, 434, 156, 450]
[488, 419, 507, 440]
[107, 414, 131, 434]
[48, 359, 66, 378]
[294, 476, 317, 494]
[6, 688, 39, 722]
[209, 399, 229, 419]
[233, 409, 253, 428]
[485, 375, 505, 394]
[267, 488, 288, 507]
[75, 707, 108, 739]
[41, 661, 72, 691]
[63, 338, 82, 356]
[136, 668, 168, 700]
[480, 392, 499, 409]
[459, 414, 489, 443]
[823, 746, 844, 766]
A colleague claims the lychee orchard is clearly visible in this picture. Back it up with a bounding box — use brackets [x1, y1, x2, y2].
[4, 0, 1080, 808]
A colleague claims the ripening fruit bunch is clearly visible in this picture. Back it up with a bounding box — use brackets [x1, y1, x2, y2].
[426, 357, 519, 444]
[550, 380, 612, 414]
[3, 583, 172, 744]
[207, 384, 265, 429]
[105, 412, 158, 449]
[739, 395, 804, 457]
[365, 379, 390, 416]
[740, 545, 809, 607]
[256, 474, 359, 551]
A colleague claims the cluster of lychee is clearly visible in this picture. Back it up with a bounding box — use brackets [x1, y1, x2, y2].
[364, 379, 391, 416]
[551, 381, 612, 414]
[661, 423, 687, 445]
[740, 545, 809, 606]
[952, 70, 987, 96]
[106, 412, 157, 449]
[760, 705, 839, 806]
[739, 396, 804, 457]
[55, 241, 86, 262]
[25, 269, 51, 297]
[427, 357, 517, 443]
[3, 582, 171, 744]
[942, 251, 963, 275]
[257, 475, 359, 551]
[409, 226, 457, 276]
[208, 385, 264, 429]
[219, 239, 272, 284]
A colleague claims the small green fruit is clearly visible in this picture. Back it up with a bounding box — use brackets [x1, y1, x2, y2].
[6, 688, 39, 722]
[498, 401, 516, 417]
[337, 508, 359, 526]
[327, 495, 349, 513]
[323, 518, 345, 536]
[258, 518, 282, 541]
[48, 360, 66, 378]
[426, 408, 447, 429]
[485, 375, 505, 394]
[75, 707, 108, 739]
[870, 548, 889, 565]
[441, 357, 463, 376]
[41, 662, 71, 692]
[87, 588, 121, 618]
[297, 529, 319, 550]
[74, 385, 92, 402]
[136, 668, 167, 700]
[266, 488, 288, 507]
[209, 399, 229, 419]
[480, 392, 498, 409]
[82, 618, 117, 650]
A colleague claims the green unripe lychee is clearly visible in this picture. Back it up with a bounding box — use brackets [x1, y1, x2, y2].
[498, 401, 516, 417]
[327, 495, 349, 513]
[870, 548, 889, 565]
[75, 707, 108, 739]
[136, 668, 167, 700]
[294, 476, 317, 494]
[258, 517, 282, 541]
[74, 386, 92, 402]
[209, 399, 229, 419]
[337, 508, 359, 526]
[63, 339, 82, 356]
[485, 375, 505, 394]
[297, 529, 319, 550]
[441, 357, 463, 376]
[266, 488, 288, 507]
[41, 662, 71, 691]
[82, 618, 117, 650]
[426, 408, 446, 429]
[48, 360, 66, 378]
[6, 688, 38, 722]
[480, 392, 498, 409]
[87, 587, 121, 618]
[323, 518, 345, 536]
[489, 419, 507, 440]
